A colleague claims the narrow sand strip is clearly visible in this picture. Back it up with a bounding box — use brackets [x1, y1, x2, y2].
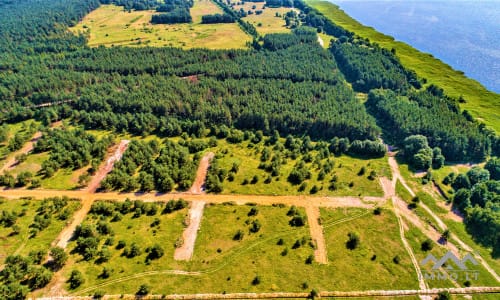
[174, 200, 205, 261]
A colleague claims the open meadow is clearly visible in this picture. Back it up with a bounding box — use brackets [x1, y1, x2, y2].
[0, 197, 80, 262]
[69, 0, 251, 49]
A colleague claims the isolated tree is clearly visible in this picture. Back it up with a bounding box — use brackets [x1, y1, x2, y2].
[421, 239, 433, 251]
[147, 244, 164, 260]
[346, 232, 360, 250]
[49, 247, 67, 271]
[136, 284, 150, 295]
[68, 270, 84, 289]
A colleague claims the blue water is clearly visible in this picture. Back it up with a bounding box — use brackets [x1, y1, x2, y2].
[330, 0, 500, 93]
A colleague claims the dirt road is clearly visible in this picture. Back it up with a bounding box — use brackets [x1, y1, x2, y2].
[174, 200, 205, 261]
[189, 152, 214, 194]
[0, 131, 42, 174]
[86, 140, 130, 192]
[388, 157, 500, 283]
[305, 205, 328, 264]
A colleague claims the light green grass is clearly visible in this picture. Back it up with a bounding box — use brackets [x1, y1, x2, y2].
[67, 204, 421, 296]
[320, 207, 419, 290]
[62, 202, 188, 294]
[0, 198, 80, 263]
[0, 120, 39, 164]
[306, 0, 500, 133]
[231, 1, 295, 35]
[7, 152, 48, 177]
[206, 138, 389, 196]
[70, 1, 251, 49]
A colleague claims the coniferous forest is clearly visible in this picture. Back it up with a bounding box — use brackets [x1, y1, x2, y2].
[0, 0, 499, 277]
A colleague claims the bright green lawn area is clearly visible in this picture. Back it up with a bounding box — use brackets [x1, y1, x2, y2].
[0, 198, 80, 263]
[70, 1, 251, 49]
[205, 138, 390, 196]
[306, 0, 500, 133]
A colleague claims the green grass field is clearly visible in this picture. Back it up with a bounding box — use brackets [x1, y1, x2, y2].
[306, 0, 500, 133]
[229, 1, 295, 35]
[61, 201, 188, 294]
[63, 203, 425, 296]
[204, 137, 389, 196]
[0, 197, 80, 263]
[70, 0, 251, 49]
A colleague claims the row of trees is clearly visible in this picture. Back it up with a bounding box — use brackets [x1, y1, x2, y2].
[151, 8, 192, 24]
[201, 13, 235, 24]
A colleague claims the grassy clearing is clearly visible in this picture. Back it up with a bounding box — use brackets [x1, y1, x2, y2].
[205, 137, 389, 196]
[0, 120, 39, 164]
[306, 0, 500, 133]
[320, 207, 418, 290]
[0, 197, 80, 263]
[60, 200, 188, 294]
[230, 1, 295, 35]
[65, 204, 422, 296]
[70, 1, 251, 49]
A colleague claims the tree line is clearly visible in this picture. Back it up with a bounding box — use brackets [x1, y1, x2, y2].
[444, 158, 500, 256]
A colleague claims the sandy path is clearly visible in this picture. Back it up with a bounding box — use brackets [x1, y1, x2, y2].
[86, 139, 130, 192]
[174, 200, 205, 261]
[0, 188, 378, 209]
[305, 205, 328, 264]
[189, 152, 214, 194]
[0, 131, 42, 174]
[52, 140, 130, 249]
[388, 157, 499, 283]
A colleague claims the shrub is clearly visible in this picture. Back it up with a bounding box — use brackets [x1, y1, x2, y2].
[68, 270, 84, 289]
[346, 232, 360, 250]
[421, 239, 433, 251]
[136, 284, 150, 295]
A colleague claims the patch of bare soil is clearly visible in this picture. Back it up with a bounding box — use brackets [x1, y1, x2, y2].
[189, 152, 214, 194]
[306, 205, 327, 264]
[86, 140, 130, 192]
[174, 200, 205, 261]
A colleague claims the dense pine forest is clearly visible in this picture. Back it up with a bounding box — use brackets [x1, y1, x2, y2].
[0, 0, 499, 264]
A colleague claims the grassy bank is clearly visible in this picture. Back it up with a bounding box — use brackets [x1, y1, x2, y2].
[306, 0, 500, 133]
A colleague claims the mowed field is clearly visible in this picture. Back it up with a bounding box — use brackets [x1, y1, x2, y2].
[69, 0, 251, 49]
[306, 0, 500, 133]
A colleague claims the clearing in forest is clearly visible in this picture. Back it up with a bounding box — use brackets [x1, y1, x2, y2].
[70, 0, 251, 49]
[230, 1, 296, 35]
